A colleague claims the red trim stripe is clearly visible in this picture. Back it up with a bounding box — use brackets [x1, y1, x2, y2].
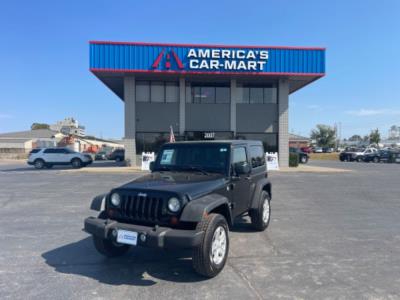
[90, 68, 325, 77]
[89, 40, 326, 51]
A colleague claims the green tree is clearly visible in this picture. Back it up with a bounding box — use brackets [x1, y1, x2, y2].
[31, 123, 50, 130]
[369, 128, 381, 144]
[310, 124, 336, 147]
[348, 135, 362, 142]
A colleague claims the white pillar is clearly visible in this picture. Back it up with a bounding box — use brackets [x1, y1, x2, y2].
[123, 76, 136, 166]
[179, 77, 185, 136]
[278, 79, 289, 167]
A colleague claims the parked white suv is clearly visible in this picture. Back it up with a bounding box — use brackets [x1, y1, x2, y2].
[27, 148, 93, 169]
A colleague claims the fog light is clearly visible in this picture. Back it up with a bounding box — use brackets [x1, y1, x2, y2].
[140, 233, 146, 242]
[111, 229, 118, 237]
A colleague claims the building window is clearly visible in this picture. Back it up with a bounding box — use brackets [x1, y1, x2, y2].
[237, 84, 277, 104]
[187, 84, 230, 104]
[136, 81, 178, 103]
[136, 81, 150, 102]
[166, 82, 179, 103]
[216, 87, 230, 103]
[150, 81, 165, 103]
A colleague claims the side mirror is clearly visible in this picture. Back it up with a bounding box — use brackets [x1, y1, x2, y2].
[149, 161, 155, 172]
[234, 162, 251, 175]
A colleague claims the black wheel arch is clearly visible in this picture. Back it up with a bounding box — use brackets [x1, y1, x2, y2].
[250, 178, 271, 210]
[180, 193, 233, 226]
[70, 157, 82, 163]
[90, 193, 108, 211]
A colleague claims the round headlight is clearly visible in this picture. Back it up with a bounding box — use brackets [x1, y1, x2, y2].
[110, 193, 121, 206]
[168, 197, 181, 213]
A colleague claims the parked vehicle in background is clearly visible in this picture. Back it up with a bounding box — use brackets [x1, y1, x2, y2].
[95, 150, 110, 161]
[313, 147, 323, 153]
[363, 149, 400, 163]
[108, 149, 125, 162]
[322, 147, 334, 153]
[27, 148, 93, 169]
[289, 147, 309, 163]
[339, 147, 378, 162]
[300, 146, 312, 153]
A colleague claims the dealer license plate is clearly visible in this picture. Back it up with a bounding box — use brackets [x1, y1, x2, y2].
[117, 230, 138, 246]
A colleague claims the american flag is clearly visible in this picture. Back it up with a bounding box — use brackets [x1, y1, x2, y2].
[169, 125, 175, 143]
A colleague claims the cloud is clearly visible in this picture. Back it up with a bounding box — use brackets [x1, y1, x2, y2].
[345, 109, 400, 116]
[0, 113, 13, 119]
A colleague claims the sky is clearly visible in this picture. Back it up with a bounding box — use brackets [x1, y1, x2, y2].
[0, 0, 399, 139]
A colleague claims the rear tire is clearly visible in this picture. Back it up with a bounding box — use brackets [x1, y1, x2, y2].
[115, 157, 122, 162]
[373, 156, 380, 163]
[71, 158, 82, 168]
[34, 159, 45, 169]
[250, 191, 271, 231]
[356, 156, 363, 162]
[192, 213, 229, 278]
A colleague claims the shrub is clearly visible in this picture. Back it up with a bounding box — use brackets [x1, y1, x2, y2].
[289, 153, 299, 167]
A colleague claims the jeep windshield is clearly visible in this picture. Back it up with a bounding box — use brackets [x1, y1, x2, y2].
[153, 143, 230, 175]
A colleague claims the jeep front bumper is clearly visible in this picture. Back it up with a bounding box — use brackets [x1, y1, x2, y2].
[84, 217, 204, 249]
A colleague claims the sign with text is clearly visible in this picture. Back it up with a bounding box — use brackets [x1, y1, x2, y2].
[266, 152, 279, 171]
[141, 152, 155, 171]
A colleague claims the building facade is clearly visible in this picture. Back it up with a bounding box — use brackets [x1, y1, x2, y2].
[90, 41, 325, 166]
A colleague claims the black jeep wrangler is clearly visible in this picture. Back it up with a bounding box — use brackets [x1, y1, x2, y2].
[84, 140, 272, 277]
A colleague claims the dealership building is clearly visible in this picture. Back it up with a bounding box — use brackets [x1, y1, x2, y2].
[90, 41, 325, 166]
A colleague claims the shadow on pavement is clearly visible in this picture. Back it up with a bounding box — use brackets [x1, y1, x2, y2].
[42, 237, 207, 286]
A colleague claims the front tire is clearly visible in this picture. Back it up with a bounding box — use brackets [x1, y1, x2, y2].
[71, 158, 82, 168]
[192, 213, 229, 278]
[373, 156, 380, 163]
[92, 211, 130, 257]
[34, 159, 45, 169]
[93, 236, 131, 258]
[250, 191, 271, 231]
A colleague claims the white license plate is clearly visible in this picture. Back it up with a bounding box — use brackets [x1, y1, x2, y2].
[117, 230, 138, 246]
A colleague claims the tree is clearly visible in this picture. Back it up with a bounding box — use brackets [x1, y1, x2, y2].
[310, 124, 336, 147]
[348, 135, 362, 142]
[31, 123, 50, 130]
[369, 128, 381, 144]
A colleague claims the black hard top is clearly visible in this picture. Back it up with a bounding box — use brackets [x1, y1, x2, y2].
[165, 140, 263, 146]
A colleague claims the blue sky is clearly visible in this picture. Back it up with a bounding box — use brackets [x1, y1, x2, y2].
[0, 0, 399, 139]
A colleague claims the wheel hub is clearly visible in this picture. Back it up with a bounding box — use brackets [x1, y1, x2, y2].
[210, 226, 227, 265]
[262, 199, 270, 223]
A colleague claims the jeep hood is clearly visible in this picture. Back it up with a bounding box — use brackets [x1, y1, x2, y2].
[116, 172, 227, 200]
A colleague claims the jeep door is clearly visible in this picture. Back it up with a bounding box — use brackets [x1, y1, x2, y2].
[231, 146, 252, 216]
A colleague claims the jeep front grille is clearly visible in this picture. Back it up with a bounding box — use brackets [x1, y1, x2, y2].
[119, 194, 164, 223]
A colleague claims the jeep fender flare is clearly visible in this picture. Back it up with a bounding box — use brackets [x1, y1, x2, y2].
[250, 178, 271, 209]
[180, 194, 233, 226]
[90, 193, 107, 211]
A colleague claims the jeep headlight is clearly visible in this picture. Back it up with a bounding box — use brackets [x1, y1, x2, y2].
[110, 193, 121, 206]
[167, 197, 181, 213]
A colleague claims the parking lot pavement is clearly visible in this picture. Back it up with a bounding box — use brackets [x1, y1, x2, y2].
[1, 161, 400, 299]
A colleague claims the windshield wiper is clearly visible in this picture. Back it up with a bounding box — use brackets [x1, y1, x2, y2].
[180, 166, 210, 175]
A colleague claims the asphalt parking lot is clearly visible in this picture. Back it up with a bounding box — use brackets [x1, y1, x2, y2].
[1, 160, 400, 299]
